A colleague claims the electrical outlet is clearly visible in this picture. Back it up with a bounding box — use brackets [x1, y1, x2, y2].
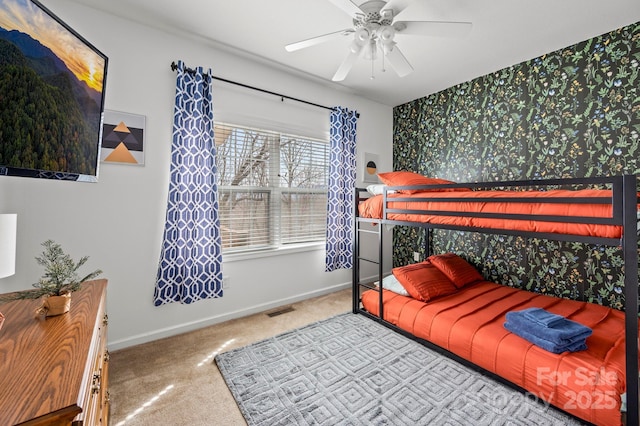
[413, 252, 420, 262]
[223, 275, 231, 289]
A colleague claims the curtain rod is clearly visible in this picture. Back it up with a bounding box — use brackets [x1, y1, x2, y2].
[170, 61, 358, 117]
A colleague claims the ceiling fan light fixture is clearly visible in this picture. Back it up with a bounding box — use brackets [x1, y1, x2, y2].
[379, 25, 395, 43]
[363, 38, 378, 60]
[354, 27, 370, 44]
[349, 39, 362, 53]
[382, 40, 395, 55]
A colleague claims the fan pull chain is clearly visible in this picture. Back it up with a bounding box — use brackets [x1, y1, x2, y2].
[371, 56, 375, 80]
[381, 48, 386, 73]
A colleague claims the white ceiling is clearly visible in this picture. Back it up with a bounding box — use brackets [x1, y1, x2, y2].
[68, 0, 640, 107]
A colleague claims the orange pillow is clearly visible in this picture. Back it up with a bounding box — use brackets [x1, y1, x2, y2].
[392, 261, 457, 302]
[377, 171, 462, 194]
[428, 253, 484, 289]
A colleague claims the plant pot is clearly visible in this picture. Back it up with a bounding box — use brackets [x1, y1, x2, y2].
[36, 292, 71, 317]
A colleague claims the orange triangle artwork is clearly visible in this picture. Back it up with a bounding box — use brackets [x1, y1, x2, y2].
[105, 142, 138, 164]
[114, 121, 131, 133]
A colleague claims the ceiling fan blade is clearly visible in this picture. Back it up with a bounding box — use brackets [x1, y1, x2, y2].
[381, 0, 415, 16]
[332, 45, 364, 81]
[395, 21, 472, 38]
[285, 29, 353, 52]
[327, 0, 363, 17]
[385, 46, 413, 77]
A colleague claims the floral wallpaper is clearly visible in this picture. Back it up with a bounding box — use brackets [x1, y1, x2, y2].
[393, 22, 640, 310]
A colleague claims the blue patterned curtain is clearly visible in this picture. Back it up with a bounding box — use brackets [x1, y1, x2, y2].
[154, 61, 223, 305]
[325, 107, 358, 272]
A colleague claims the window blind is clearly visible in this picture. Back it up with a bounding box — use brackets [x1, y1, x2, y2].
[215, 123, 328, 252]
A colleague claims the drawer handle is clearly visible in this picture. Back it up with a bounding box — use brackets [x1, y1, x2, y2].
[92, 372, 101, 394]
[104, 350, 110, 363]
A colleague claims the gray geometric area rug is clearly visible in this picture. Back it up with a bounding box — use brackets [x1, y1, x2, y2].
[215, 313, 584, 426]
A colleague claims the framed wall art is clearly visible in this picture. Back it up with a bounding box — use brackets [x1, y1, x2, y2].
[363, 152, 379, 183]
[101, 110, 145, 165]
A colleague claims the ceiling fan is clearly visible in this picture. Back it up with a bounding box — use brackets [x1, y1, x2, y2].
[285, 0, 472, 81]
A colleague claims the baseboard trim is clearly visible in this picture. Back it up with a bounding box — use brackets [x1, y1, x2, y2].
[108, 281, 352, 351]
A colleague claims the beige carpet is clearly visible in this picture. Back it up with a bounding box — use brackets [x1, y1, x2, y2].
[108, 289, 352, 425]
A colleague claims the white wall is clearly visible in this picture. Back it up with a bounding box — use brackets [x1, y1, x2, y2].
[0, 0, 393, 350]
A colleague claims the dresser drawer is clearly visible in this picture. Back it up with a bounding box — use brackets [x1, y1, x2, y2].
[76, 294, 109, 425]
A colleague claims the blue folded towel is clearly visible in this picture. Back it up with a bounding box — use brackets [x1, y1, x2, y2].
[522, 307, 565, 328]
[504, 321, 588, 354]
[505, 310, 592, 345]
[503, 309, 592, 354]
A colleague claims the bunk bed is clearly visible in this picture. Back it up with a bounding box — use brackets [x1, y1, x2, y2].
[352, 174, 639, 426]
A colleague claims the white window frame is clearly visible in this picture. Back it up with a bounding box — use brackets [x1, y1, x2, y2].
[215, 122, 329, 259]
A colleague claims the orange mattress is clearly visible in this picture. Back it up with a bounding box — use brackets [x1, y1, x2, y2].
[362, 282, 636, 426]
[358, 189, 633, 238]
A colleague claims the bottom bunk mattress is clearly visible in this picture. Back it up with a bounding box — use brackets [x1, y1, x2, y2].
[361, 281, 636, 426]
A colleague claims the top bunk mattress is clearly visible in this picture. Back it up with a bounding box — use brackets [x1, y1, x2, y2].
[358, 189, 639, 238]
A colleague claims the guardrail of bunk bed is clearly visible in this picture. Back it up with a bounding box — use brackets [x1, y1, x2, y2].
[377, 174, 638, 246]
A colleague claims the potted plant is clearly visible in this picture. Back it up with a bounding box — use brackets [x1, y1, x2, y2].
[29, 240, 102, 316]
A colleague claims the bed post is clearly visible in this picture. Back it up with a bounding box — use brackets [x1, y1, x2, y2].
[425, 228, 432, 258]
[352, 187, 359, 314]
[623, 174, 638, 426]
[378, 211, 384, 321]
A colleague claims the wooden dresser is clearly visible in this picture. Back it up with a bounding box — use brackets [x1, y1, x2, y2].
[0, 279, 109, 425]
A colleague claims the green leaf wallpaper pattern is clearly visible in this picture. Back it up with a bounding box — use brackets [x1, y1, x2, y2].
[392, 22, 640, 310]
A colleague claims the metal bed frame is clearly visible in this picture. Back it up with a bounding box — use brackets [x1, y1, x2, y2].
[352, 174, 639, 426]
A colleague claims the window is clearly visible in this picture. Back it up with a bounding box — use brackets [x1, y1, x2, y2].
[215, 123, 328, 253]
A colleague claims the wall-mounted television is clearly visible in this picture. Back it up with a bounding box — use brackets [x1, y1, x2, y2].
[0, 0, 108, 182]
